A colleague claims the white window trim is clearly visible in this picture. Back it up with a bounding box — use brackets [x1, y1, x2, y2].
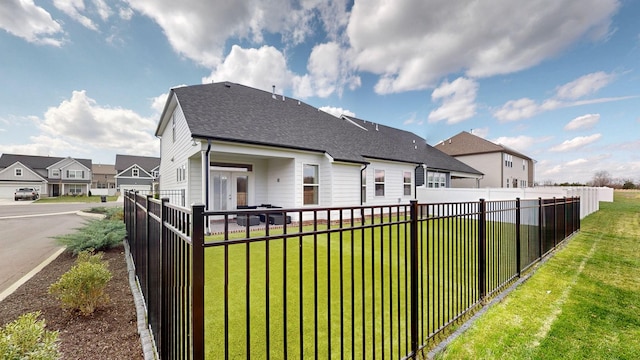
[132, 168, 139, 177]
[15, 168, 22, 177]
[374, 169, 385, 197]
[303, 164, 319, 205]
[403, 171, 412, 196]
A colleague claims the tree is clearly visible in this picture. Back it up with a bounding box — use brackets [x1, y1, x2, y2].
[589, 170, 612, 187]
[622, 180, 637, 189]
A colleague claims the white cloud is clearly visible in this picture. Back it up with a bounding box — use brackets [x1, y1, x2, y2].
[126, 0, 349, 67]
[293, 42, 360, 98]
[38, 90, 158, 156]
[53, 0, 98, 30]
[550, 134, 602, 152]
[202, 45, 295, 93]
[566, 158, 589, 166]
[471, 127, 489, 138]
[555, 72, 615, 99]
[402, 112, 423, 126]
[564, 114, 600, 131]
[318, 106, 355, 118]
[92, 0, 112, 21]
[428, 77, 478, 124]
[348, 0, 619, 94]
[118, 6, 134, 20]
[0, 0, 64, 46]
[493, 135, 537, 153]
[203, 43, 359, 99]
[492, 72, 631, 122]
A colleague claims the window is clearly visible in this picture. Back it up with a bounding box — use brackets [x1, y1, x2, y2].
[52, 169, 60, 177]
[361, 169, 367, 203]
[67, 184, 83, 195]
[523, 159, 526, 171]
[427, 171, 447, 188]
[15, 168, 22, 176]
[504, 154, 513, 168]
[176, 165, 186, 182]
[375, 169, 385, 196]
[403, 171, 412, 196]
[132, 168, 139, 177]
[303, 164, 319, 205]
[67, 170, 84, 179]
[172, 114, 176, 142]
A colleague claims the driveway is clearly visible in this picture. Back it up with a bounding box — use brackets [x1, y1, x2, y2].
[0, 200, 123, 296]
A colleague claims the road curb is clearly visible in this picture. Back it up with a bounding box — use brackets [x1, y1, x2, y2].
[0, 247, 66, 302]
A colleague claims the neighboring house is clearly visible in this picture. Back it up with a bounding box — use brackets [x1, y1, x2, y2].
[0, 154, 92, 198]
[91, 163, 117, 195]
[154, 81, 482, 210]
[434, 131, 535, 188]
[114, 154, 160, 193]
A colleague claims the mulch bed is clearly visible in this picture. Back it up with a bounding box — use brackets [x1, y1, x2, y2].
[0, 246, 144, 359]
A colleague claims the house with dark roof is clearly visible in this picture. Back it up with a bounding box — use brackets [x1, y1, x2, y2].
[154, 82, 482, 209]
[434, 131, 535, 188]
[114, 154, 160, 193]
[0, 154, 92, 198]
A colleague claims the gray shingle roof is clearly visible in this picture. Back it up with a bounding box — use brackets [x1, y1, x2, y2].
[115, 154, 160, 172]
[436, 131, 534, 161]
[0, 154, 92, 171]
[170, 82, 482, 175]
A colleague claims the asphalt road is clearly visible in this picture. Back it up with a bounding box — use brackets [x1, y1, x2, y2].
[0, 200, 123, 295]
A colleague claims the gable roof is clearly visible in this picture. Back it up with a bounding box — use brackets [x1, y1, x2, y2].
[435, 131, 534, 161]
[92, 164, 116, 175]
[0, 154, 92, 171]
[115, 154, 160, 173]
[159, 82, 482, 175]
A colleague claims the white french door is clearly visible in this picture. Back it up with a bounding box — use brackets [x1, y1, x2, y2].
[211, 171, 249, 211]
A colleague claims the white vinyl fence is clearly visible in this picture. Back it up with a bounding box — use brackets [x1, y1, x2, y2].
[416, 186, 613, 219]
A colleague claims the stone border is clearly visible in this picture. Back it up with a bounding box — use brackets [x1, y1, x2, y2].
[123, 239, 159, 360]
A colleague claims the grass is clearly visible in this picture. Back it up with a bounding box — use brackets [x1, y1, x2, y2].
[35, 195, 119, 203]
[201, 212, 549, 359]
[435, 190, 640, 359]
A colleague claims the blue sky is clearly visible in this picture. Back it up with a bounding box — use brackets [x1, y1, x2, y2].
[1, 0, 638, 184]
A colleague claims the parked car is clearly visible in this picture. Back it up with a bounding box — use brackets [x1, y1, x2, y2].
[14, 188, 39, 201]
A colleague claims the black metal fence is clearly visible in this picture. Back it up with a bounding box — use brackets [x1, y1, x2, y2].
[124, 192, 580, 359]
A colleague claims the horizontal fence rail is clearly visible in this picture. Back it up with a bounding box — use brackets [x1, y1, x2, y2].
[124, 192, 580, 359]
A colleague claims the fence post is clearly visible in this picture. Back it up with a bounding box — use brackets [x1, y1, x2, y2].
[515, 198, 521, 278]
[552, 197, 557, 249]
[191, 204, 205, 360]
[409, 199, 419, 358]
[564, 196, 568, 240]
[538, 198, 543, 259]
[132, 192, 138, 260]
[146, 195, 153, 305]
[160, 198, 168, 359]
[478, 199, 487, 300]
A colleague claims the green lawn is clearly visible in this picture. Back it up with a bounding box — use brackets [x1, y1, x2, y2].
[201, 213, 534, 359]
[436, 190, 640, 359]
[35, 195, 119, 203]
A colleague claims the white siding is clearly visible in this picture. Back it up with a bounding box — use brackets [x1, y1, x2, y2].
[269, 158, 295, 207]
[158, 102, 200, 195]
[330, 162, 361, 206]
[363, 160, 416, 206]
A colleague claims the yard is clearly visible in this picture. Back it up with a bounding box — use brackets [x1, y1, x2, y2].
[201, 204, 556, 359]
[435, 190, 640, 359]
[36, 195, 119, 203]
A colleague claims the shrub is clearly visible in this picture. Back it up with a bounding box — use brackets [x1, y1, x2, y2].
[48, 251, 112, 316]
[55, 219, 125, 255]
[0, 311, 60, 360]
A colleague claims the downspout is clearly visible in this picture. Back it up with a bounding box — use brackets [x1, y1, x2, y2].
[204, 139, 211, 234]
[414, 164, 424, 200]
[360, 164, 368, 205]
[205, 139, 211, 210]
